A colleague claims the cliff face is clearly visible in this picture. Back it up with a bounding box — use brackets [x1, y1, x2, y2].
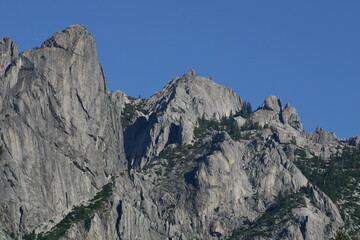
[118, 76, 344, 240]
[0, 25, 125, 238]
[124, 69, 243, 168]
[0, 25, 359, 240]
[0, 37, 18, 76]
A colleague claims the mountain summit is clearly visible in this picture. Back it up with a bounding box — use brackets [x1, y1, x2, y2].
[0, 25, 359, 240]
[0, 25, 124, 238]
[125, 68, 242, 167]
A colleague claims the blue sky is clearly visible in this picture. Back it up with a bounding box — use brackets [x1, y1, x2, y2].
[1, 1, 359, 138]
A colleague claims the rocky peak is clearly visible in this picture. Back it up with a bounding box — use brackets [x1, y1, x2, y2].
[348, 136, 360, 146]
[125, 70, 243, 167]
[182, 69, 197, 79]
[147, 70, 242, 118]
[311, 126, 339, 144]
[0, 37, 18, 75]
[0, 25, 124, 236]
[261, 95, 282, 111]
[2, 25, 358, 240]
[250, 97, 304, 145]
[41, 24, 95, 56]
[281, 103, 303, 131]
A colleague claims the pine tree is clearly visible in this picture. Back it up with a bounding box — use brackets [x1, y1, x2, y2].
[332, 231, 350, 240]
[246, 102, 252, 114]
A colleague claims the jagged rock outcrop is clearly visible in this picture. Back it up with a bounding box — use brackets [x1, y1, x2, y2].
[119, 73, 345, 239]
[0, 37, 18, 75]
[111, 90, 127, 115]
[249, 96, 342, 158]
[0, 25, 358, 240]
[250, 96, 305, 146]
[306, 126, 339, 144]
[0, 25, 125, 238]
[125, 69, 243, 167]
[349, 136, 360, 146]
[262, 95, 282, 112]
[252, 96, 303, 132]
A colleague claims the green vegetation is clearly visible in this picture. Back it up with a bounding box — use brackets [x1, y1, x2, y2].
[157, 144, 194, 175]
[240, 120, 262, 132]
[10, 232, 16, 239]
[295, 146, 360, 203]
[193, 116, 220, 139]
[32, 181, 114, 240]
[228, 188, 308, 239]
[294, 148, 306, 159]
[121, 97, 147, 129]
[234, 101, 253, 118]
[332, 231, 350, 240]
[142, 139, 211, 223]
[23, 231, 36, 240]
[145, 139, 207, 179]
[290, 136, 297, 145]
[294, 146, 360, 237]
[193, 115, 262, 142]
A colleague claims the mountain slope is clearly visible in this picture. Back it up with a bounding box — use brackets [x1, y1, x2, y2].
[0, 25, 359, 240]
[125, 69, 242, 168]
[121, 87, 345, 239]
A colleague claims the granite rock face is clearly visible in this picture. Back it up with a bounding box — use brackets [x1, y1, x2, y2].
[0, 25, 358, 240]
[0, 37, 18, 75]
[0, 25, 125, 238]
[125, 69, 243, 167]
[118, 78, 345, 239]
